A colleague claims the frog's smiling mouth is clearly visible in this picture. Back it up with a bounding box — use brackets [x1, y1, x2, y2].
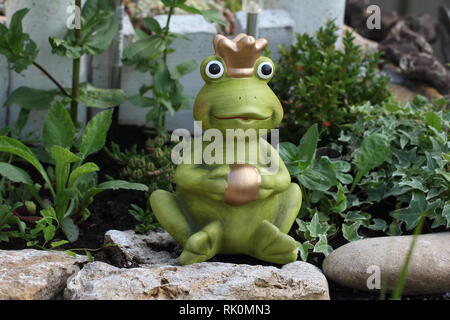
[214, 113, 272, 121]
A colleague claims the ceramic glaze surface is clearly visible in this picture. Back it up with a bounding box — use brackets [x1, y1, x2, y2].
[150, 34, 302, 265]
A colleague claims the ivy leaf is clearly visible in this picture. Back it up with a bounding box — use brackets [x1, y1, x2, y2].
[442, 204, 450, 228]
[306, 212, 330, 238]
[331, 183, 347, 214]
[391, 191, 428, 230]
[313, 235, 333, 256]
[342, 222, 363, 242]
[4, 87, 61, 110]
[367, 218, 388, 232]
[351, 134, 390, 192]
[297, 241, 314, 261]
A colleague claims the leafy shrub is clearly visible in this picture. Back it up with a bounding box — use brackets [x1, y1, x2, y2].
[128, 204, 160, 234]
[271, 21, 391, 143]
[0, 103, 148, 245]
[280, 97, 449, 261]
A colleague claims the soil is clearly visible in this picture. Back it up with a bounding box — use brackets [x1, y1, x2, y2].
[1, 124, 449, 300]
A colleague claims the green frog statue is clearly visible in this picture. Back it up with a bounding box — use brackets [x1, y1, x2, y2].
[150, 34, 302, 265]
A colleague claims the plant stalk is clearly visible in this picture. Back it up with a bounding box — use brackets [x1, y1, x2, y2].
[163, 6, 175, 64]
[32, 62, 71, 98]
[70, 0, 82, 124]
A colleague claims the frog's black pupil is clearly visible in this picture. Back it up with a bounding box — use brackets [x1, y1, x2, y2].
[209, 63, 221, 75]
[261, 64, 272, 76]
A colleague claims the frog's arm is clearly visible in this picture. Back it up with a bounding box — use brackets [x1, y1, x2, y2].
[175, 164, 229, 201]
[257, 140, 291, 199]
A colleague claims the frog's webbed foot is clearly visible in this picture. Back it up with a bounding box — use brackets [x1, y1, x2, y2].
[250, 220, 298, 265]
[179, 221, 223, 265]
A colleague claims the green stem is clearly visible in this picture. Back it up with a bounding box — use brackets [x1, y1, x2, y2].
[163, 6, 175, 64]
[32, 62, 71, 98]
[70, 0, 82, 124]
[390, 215, 427, 300]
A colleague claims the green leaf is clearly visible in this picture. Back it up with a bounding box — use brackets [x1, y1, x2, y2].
[50, 240, 70, 248]
[391, 192, 428, 230]
[178, 4, 227, 26]
[331, 184, 347, 213]
[351, 134, 390, 192]
[76, 83, 126, 108]
[0, 162, 33, 185]
[443, 204, 450, 228]
[154, 63, 172, 96]
[0, 136, 49, 184]
[141, 17, 162, 34]
[172, 59, 197, 79]
[49, 37, 84, 59]
[68, 163, 99, 187]
[43, 102, 75, 152]
[297, 157, 337, 191]
[306, 212, 330, 238]
[61, 218, 79, 242]
[50, 146, 81, 165]
[342, 222, 363, 241]
[129, 95, 156, 108]
[79, 109, 113, 160]
[96, 180, 149, 192]
[122, 37, 166, 65]
[9, 8, 29, 33]
[425, 112, 442, 131]
[4, 87, 61, 110]
[296, 124, 319, 170]
[313, 235, 333, 256]
[367, 218, 388, 232]
[297, 241, 314, 261]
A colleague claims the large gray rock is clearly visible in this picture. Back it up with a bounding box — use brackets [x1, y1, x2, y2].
[323, 233, 450, 295]
[104, 229, 181, 267]
[0, 249, 86, 300]
[65, 261, 329, 300]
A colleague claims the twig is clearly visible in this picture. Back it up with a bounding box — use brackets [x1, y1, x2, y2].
[32, 62, 72, 98]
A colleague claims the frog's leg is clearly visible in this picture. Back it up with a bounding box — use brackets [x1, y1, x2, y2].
[149, 190, 193, 247]
[248, 183, 302, 265]
[273, 183, 302, 233]
[179, 221, 223, 265]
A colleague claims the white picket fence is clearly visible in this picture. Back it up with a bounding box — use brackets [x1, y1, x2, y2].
[0, 0, 346, 135]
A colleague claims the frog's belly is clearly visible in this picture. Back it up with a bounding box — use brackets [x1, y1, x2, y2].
[177, 189, 277, 254]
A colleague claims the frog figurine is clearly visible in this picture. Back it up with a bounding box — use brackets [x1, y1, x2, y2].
[150, 34, 302, 265]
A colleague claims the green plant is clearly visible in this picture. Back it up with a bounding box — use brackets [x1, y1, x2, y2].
[128, 204, 160, 234]
[0, 4, 126, 124]
[0, 103, 148, 245]
[123, 0, 226, 132]
[271, 20, 391, 143]
[0, 204, 26, 242]
[105, 135, 175, 193]
[280, 97, 449, 261]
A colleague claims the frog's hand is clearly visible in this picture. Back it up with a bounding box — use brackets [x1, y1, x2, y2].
[176, 164, 229, 201]
[257, 139, 292, 200]
[179, 221, 223, 265]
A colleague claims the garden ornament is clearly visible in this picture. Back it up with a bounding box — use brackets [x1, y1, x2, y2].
[150, 34, 302, 265]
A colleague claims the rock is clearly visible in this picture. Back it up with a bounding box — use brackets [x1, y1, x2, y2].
[388, 83, 443, 102]
[65, 261, 329, 300]
[104, 230, 181, 267]
[323, 233, 450, 295]
[341, 25, 379, 54]
[0, 249, 87, 300]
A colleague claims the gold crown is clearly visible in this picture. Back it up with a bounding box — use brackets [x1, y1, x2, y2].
[213, 33, 268, 78]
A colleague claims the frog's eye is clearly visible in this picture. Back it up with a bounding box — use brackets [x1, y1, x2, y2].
[257, 62, 274, 80]
[205, 60, 225, 79]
